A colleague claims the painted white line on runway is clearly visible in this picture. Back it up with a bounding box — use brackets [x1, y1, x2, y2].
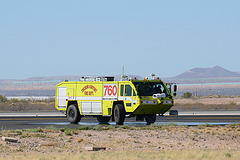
[166, 111, 240, 115]
[0, 112, 65, 117]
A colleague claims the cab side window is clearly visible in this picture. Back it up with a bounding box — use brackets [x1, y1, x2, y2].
[125, 85, 132, 96]
[133, 89, 136, 96]
[120, 85, 124, 96]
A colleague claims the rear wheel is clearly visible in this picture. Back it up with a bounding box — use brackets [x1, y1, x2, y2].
[114, 104, 125, 125]
[169, 110, 178, 115]
[136, 115, 145, 121]
[145, 114, 156, 125]
[97, 116, 111, 123]
[67, 104, 81, 124]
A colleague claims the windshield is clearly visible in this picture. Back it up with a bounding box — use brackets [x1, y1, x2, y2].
[132, 82, 170, 96]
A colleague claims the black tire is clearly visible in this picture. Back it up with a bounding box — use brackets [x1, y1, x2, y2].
[114, 104, 125, 125]
[67, 104, 81, 124]
[136, 115, 145, 121]
[97, 116, 111, 123]
[169, 110, 178, 115]
[145, 114, 156, 125]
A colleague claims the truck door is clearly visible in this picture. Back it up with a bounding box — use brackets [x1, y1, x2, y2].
[119, 84, 137, 112]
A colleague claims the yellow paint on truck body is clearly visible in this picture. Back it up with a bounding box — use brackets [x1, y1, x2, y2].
[55, 79, 174, 116]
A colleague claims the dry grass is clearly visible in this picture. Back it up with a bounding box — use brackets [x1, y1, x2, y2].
[1, 125, 240, 159]
[1, 150, 240, 160]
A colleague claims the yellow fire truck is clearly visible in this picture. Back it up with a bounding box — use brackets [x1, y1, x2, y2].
[55, 76, 177, 125]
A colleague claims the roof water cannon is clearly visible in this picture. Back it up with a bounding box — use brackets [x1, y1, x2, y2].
[151, 73, 155, 80]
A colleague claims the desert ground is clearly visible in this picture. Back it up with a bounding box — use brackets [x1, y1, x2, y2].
[1, 97, 240, 159]
[0, 124, 240, 160]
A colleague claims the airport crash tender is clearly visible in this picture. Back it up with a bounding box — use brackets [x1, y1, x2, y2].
[55, 76, 177, 125]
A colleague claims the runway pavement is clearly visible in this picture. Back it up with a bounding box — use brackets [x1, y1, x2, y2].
[1, 111, 240, 130]
[1, 110, 240, 117]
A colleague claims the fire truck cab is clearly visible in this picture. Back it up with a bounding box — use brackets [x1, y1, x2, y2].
[55, 76, 177, 125]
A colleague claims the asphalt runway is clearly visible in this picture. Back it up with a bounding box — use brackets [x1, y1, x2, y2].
[1, 112, 240, 130]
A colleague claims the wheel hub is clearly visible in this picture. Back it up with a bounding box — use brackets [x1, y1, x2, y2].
[69, 109, 74, 118]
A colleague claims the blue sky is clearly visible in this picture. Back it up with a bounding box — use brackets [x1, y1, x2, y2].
[0, 0, 239, 79]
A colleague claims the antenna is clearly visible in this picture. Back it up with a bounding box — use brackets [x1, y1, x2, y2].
[122, 65, 124, 77]
[121, 65, 128, 81]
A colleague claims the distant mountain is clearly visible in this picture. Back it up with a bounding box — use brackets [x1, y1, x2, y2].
[173, 66, 240, 79]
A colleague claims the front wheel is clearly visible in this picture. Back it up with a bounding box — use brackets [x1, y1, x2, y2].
[67, 104, 81, 124]
[145, 114, 156, 125]
[114, 104, 125, 125]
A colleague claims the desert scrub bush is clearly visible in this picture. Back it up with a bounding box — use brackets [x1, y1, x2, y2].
[9, 130, 23, 135]
[101, 125, 116, 130]
[182, 92, 192, 98]
[93, 125, 103, 131]
[25, 127, 44, 133]
[32, 133, 47, 138]
[119, 125, 130, 129]
[204, 123, 213, 127]
[0, 95, 7, 103]
[20, 134, 32, 138]
[141, 126, 156, 130]
[62, 128, 79, 136]
[44, 125, 57, 131]
[225, 153, 231, 158]
[105, 125, 115, 130]
[228, 101, 237, 107]
[87, 133, 92, 137]
[78, 125, 92, 130]
[65, 130, 72, 136]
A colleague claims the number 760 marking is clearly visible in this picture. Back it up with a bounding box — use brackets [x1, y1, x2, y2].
[103, 85, 117, 96]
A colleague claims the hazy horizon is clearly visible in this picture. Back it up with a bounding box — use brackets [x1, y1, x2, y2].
[1, 65, 240, 80]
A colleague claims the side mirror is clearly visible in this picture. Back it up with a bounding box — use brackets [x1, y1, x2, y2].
[174, 85, 177, 92]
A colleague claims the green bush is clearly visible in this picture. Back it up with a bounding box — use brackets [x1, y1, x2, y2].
[65, 130, 72, 136]
[78, 125, 91, 130]
[182, 92, 192, 98]
[93, 125, 103, 131]
[119, 125, 130, 129]
[25, 128, 44, 133]
[106, 125, 115, 130]
[0, 95, 7, 103]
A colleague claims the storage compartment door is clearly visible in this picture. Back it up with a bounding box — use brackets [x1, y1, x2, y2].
[92, 102, 102, 114]
[81, 102, 102, 115]
[58, 87, 66, 107]
[81, 102, 92, 114]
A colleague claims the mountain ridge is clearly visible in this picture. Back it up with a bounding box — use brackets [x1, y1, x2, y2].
[0, 66, 239, 81]
[173, 66, 240, 79]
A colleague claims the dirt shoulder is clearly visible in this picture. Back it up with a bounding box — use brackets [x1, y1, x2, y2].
[1, 97, 240, 112]
[174, 97, 240, 111]
[175, 97, 240, 105]
[0, 125, 240, 159]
